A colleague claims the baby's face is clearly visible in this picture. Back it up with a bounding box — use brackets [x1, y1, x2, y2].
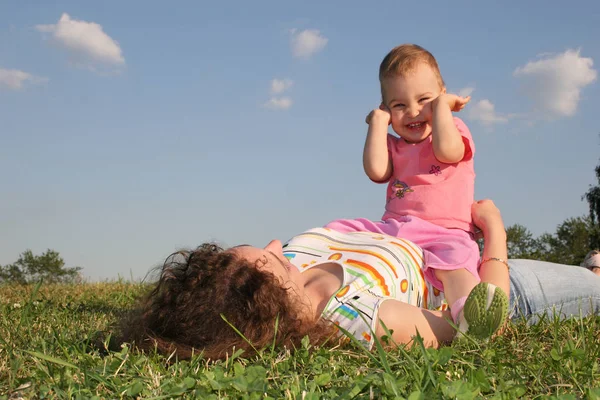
[381, 63, 444, 143]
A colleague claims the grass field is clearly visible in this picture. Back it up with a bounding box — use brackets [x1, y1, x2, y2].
[1, 282, 599, 399]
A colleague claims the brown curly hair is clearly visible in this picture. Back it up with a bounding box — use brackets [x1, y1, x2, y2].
[118, 243, 336, 360]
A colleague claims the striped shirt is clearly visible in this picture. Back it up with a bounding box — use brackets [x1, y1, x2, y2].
[283, 227, 447, 349]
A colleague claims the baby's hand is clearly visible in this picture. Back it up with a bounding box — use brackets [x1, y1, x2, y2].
[434, 93, 471, 112]
[365, 105, 391, 125]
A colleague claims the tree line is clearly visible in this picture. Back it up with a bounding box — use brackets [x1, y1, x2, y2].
[0, 249, 82, 284]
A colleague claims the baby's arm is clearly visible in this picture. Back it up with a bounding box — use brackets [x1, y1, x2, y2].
[431, 94, 470, 164]
[363, 108, 393, 182]
[376, 299, 455, 347]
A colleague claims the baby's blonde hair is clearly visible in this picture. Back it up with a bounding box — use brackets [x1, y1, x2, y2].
[379, 44, 445, 90]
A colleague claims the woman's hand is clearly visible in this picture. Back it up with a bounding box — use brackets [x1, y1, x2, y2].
[471, 199, 505, 238]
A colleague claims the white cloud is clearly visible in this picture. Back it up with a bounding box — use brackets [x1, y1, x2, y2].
[513, 49, 596, 118]
[458, 86, 474, 98]
[455, 87, 508, 126]
[467, 99, 509, 126]
[265, 79, 294, 109]
[290, 29, 328, 59]
[36, 13, 125, 69]
[0, 68, 47, 90]
[270, 78, 293, 95]
[264, 97, 293, 110]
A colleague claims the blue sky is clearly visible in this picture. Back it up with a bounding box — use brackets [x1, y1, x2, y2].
[1, 1, 599, 280]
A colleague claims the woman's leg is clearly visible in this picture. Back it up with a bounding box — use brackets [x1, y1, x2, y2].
[509, 259, 600, 323]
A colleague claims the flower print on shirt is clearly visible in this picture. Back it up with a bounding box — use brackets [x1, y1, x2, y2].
[429, 165, 441, 176]
[387, 180, 414, 203]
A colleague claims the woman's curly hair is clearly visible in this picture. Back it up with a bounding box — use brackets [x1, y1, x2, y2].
[118, 243, 336, 360]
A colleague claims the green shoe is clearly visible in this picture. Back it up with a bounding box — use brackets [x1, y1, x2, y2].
[458, 282, 509, 340]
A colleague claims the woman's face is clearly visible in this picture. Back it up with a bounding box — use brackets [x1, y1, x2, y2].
[232, 240, 306, 295]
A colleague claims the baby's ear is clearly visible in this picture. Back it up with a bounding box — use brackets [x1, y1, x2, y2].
[441, 86, 447, 94]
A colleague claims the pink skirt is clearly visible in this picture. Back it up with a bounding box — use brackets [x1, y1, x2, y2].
[325, 216, 480, 290]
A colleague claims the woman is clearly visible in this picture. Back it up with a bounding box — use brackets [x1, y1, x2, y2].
[119, 200, 600, 359]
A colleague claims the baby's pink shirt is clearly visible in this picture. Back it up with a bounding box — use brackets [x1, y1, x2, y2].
[380, 117, 475, 232]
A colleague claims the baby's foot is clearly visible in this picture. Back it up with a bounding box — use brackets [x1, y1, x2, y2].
[457, 282, 508, 340]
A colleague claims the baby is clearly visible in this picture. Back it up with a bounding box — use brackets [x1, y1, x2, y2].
[363, 44, 507, 338]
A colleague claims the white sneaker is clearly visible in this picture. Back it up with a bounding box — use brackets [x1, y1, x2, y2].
[457, 282, 509, 340]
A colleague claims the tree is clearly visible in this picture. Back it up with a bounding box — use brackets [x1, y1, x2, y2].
[583, 161, 600, 249]
[506, 224, 542, 259]
[536, 217, 598, 266]
[0, 249, 82, 284]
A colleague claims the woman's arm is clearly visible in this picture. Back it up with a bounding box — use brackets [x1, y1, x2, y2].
[375, 299, 455, 347]
[471, 200, 510, 298]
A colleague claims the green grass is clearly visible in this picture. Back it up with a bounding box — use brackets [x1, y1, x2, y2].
[1, 282, 599, 399]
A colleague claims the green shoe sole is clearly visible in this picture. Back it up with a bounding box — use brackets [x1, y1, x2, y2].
[462, 282, 509, 340]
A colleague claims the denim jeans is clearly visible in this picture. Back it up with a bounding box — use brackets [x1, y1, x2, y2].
[509, 259, 600, 323]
